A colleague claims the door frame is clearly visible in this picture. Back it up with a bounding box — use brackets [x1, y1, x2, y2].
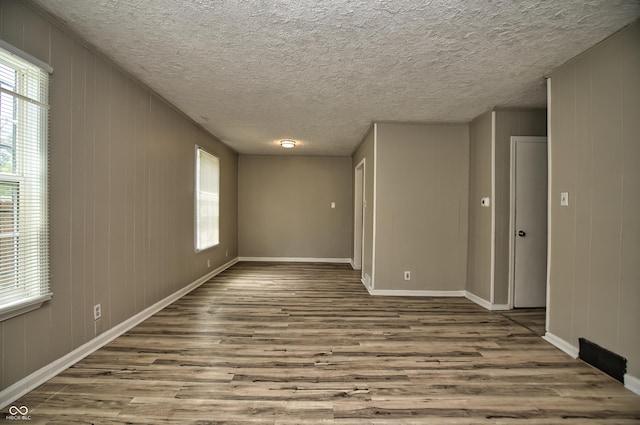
[508, 136, 548, 309]
[353, 158, 366, 275]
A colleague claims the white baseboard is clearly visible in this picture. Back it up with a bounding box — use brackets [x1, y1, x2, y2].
[368, 288, 466, 297]
[463, 291, 510, 311]
[464, 291, 491, 309]
[238, 256, 351, 264]
[360, 277, 369, 291]
[349, 260, 362, 270]
[541, 334, 640, 396]
[624, 373, 640, 396]
[543, 331, 579, 358]
[0, 257, 238, 410]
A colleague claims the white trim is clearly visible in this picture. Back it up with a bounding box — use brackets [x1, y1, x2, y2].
[349, 260, 361, 270]
[238, 257, 351, 264]
[0, 293, 52, 322]
[490, 111, 496, 304]
[368, 288, 466, 297]
[0, 39, 53, 73]
[543, 331, 579, 358]
[353, 158, 366, 274]
[362, 287, 511, 310]
[0, 258, 238, 410]
[361, 276, 372, 292]
[545, 78, 553, 334]
[624, 374, 640, 396]
[362, 273, 373, 291]
[508, 135, 517, 309]
[464, 291, 510, 311]
[465, 290, 492, 310]
[371, 123, 378, 290]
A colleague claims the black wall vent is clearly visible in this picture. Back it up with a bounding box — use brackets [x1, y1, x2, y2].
[579, 338, 627, 383]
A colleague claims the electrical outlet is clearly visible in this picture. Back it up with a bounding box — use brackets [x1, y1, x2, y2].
[404, 271, 411, 281]
[93, 303, 101, 321]
[207, 259, 211, 268]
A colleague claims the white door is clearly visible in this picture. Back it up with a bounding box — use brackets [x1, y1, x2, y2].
[512, 137, 548, 308]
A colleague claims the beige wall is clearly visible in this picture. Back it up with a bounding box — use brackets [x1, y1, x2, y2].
[375, 123, 469, 291]
[466, 112, 493, 300]
[0, 1, 238, 390]
[352, 128, 375, 285]
[493, 109, 546, 304]
[465, 109, 546, 305]
[238, 155, 352, 259]
[548, 21, 640, 377]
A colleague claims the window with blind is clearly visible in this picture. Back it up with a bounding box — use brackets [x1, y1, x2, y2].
[0, 42, 51, 321]
[195, 147, 219, 252]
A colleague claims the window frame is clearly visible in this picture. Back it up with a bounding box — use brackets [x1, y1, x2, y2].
[0, 41, 52, 322]
[194, 146, 220, 253]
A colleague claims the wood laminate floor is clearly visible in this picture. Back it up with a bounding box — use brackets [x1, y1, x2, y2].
[11, 262, 640, 424]
[500, 309, 546, 337]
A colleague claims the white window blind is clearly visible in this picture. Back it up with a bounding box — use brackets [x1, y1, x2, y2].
[0, 44, 51, 321]
[195, 147, 219, 251]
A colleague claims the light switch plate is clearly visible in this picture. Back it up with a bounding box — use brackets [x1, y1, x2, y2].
[561, 192, 569, 206]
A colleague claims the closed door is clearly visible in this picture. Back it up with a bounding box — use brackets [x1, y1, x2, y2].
[512, 137, 548, 308]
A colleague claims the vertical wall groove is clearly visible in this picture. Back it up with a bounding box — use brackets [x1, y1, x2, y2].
[0, 0, 238, 391]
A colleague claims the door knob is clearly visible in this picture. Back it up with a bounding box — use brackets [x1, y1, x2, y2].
[518, 230, 526, 237]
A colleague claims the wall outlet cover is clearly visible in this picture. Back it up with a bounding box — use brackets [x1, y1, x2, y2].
[93, 304, 102, 321]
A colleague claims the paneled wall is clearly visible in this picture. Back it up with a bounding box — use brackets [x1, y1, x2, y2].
[238, 155, 352, 259]
[547, 21, 640, 377]
[0, 0, 238, 390]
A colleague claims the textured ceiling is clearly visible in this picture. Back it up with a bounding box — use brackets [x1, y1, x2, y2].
[29, 0, 640, 155]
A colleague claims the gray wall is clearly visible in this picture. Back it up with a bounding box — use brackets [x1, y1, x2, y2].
[548, 21, 640, 377]
[466, 111, 493, 300]
[352, 128, 375, 285]
[0, 1, 238, 390]
[466, 109, 546, 305]
[493, 109, 546, 304]
[375, 123, 469, 291]
[238, 155, 352, 259]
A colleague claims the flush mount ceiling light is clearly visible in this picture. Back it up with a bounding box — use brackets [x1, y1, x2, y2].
[280, 140, 296, 148]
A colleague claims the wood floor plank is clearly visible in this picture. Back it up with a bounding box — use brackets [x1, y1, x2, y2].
[8, 262, 640, 423]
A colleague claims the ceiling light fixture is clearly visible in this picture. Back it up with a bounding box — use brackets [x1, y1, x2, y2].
[280, 140, 296, 148]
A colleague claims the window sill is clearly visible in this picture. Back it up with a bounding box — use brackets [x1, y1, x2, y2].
[0, 293, 53, 322]
[195, 242, 220, 253]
